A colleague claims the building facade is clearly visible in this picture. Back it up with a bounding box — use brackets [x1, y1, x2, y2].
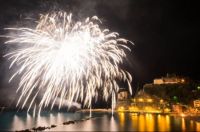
[194, 100, 200, 108]
[153, 75, 186, 85]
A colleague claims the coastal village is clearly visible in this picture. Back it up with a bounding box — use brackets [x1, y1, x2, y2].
[1, 74, 200, 115]
[116, 74, 200, 115]
[0, 74, 200, 131]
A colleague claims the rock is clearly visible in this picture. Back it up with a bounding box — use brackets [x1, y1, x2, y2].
[63, 121, 70, 125]
[51, 124, 56, 128]
[68, 121, 75, 124]
[32, 127, 37, 131]
[16, 129, 31, 132]
[85, 118, 90, 120]
[36, 126, 46, 131]
[63, 120, 75, 125]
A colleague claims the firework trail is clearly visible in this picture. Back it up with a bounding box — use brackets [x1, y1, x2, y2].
[3, 11, 133, 113]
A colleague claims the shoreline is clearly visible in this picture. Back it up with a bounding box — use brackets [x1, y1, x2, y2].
[77, 108, 200, 123]
[1, 109, 199, 131]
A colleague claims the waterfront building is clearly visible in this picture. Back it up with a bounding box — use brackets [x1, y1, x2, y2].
[172, 104, 183, 113]
[118, 90, 128, 101]
[153, 74, 186, 85]
[117, 88, 131, 111]
[194, 99, 200, 109]
[116, 90, 170, 113]
[129, 90, 169, 113]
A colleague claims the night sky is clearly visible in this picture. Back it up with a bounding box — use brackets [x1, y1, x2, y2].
[0, 0, 199, 103]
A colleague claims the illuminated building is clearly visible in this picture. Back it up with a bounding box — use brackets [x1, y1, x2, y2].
[172, 104, 183, 113]
[118, 90, 128, 101]
[194, 99, 200, 108]
[130, 90, 169, 113]
[154, 76, 186, 85]
[116, 88, 131, 111]
[116, 90, 170, 113]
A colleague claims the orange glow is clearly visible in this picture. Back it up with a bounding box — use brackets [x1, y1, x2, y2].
[147, 99, 153, 102]
[139, 114, 145, 131]
[138, 98, 144, 102]
[118, 113, 125, 127]
[144, 106, 161, 113]
[196, 122, 200, 131]
[158, 115, 170, 131]
[181, 118, 186, 131]
[160, 99, 164, 103]
[117, 106, 125, 112]
[164, 108, 171, 113]
[129, 106, 139, 111]
[131, 99, 136, 102]
[180, 113, 185, 117]
[146, 114, 154, 131]
[190, 120, 194, 129]
[130, 113, 138, 129]
[166, 115, 170, 131]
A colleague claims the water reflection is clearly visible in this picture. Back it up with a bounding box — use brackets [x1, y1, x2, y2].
[138, 114, 145, 131]
[1, 112, 87, 131]
[196, 122, 200, 131]
[118, 112, 125, 128]
[146, 114, 154, 131]
[157, 114, 170, 131]
[117, 113, 199, 131]
[166, 115, 170, 130]
[130, 113, 170, 131]
[110, 116, 117, 131]
[130, 113, 138, 129]
[0, 112, 200, 131]
[181, 118, 185, 131]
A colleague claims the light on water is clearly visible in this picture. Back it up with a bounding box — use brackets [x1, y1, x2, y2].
[111, 91, 116, 116]
[0, 112, 200, 131]
[90, 107, 92, 118]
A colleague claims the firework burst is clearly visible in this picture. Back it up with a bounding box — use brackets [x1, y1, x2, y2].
[3, 11, 133, 113]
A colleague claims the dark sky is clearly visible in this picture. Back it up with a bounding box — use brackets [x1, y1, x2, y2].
[0, 0, 199, 91]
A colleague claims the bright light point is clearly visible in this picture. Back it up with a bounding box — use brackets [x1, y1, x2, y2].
[147, 99, 153, 102]
[181, 113, 185, 117]
[160, 99, 164, 103]
[138, 98, 144, 102]
[117, 106, 125, 112]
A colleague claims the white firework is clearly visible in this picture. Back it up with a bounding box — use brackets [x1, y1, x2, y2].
[3, 11, 133, 113]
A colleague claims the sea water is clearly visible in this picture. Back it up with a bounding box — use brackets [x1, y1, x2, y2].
[0, 111, 200, 131]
